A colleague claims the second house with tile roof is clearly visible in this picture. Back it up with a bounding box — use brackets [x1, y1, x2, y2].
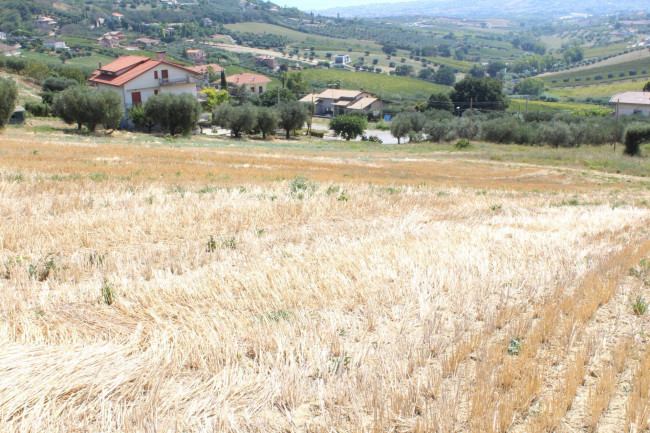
[89, 52, 202, 109]
[225, 73, 271, 96]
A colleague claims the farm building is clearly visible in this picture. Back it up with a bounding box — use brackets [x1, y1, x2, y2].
[610, 91, 650, 116]
[43, 38, 66, 50]
[254, 55, 279, 70]
[334, 54, 351, 65]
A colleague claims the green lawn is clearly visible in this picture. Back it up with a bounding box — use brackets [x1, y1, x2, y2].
[302, 68, 449, 101]
[584, 43, 628, 58]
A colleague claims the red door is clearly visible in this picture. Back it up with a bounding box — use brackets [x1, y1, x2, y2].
[131, 92, 142, 106]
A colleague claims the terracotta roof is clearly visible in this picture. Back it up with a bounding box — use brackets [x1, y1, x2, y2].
[346, 97, 378, 110]
[226, 73, 271, 85]
[187, 63, 224, 74]
[186, 49, 203, 54]
[98, 55, 151, 73]
[89, 56, 200, 87]
[610, 91, 650, 105]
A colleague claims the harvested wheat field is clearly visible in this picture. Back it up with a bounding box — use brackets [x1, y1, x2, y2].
[1, 127, 650, 433]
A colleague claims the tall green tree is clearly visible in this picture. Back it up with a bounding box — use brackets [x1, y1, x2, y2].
[0, 77, 18, 128]
[277, 102, 309, 139]
[450, 77, 510, 111]
[258, 88, 296, 107]
[285, 72, 310, 96]
[426, 92, 453, 112]
[433, 66, 456, 86]
[514, 78, 545, 96]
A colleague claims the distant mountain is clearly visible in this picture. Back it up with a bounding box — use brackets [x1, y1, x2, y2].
[313, 0, 650, 18]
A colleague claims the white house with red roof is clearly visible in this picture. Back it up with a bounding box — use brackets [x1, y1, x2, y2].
[226, 73, 271, 96]
[89, 52, 202, 109]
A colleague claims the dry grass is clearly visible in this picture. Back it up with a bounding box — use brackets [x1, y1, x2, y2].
[1, 127, 650, 432]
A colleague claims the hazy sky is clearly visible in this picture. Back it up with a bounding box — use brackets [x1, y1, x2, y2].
[279, 0, 405, 11]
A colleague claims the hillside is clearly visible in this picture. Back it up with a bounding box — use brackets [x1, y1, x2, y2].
[314, 0, 650, 18]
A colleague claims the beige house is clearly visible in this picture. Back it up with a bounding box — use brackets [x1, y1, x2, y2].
[186, 49, 206, 64]
[610, 91, 650, 116]
[43, 38, 66, 50]
[134, 38, 160, 47]
[0, 43, 21, 56]
[300, 89, 386, 117]
[35, 17, 57, 32]
[226, 73, 271, 96]
[89, 53, 201, 109]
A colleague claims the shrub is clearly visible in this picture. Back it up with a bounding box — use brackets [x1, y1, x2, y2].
[329, 114, 367, 140]
[536, 122, 573, 147]
[455, 138, 471, 149]
[623, 124, 650, 156]
[24, 101, 50, 117]
[630, 295, 648, 315]
[145, 93, 201, 136]
[0, 77, 18, 127]
[424, 120, 453, 142]
[212, 104, 257, 138]
[289, 174, 317, 199]
[481, 117, 520, 143]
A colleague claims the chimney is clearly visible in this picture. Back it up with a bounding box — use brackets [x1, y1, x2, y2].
[156, 51, 167, 61]
[98, 61, 102, 69]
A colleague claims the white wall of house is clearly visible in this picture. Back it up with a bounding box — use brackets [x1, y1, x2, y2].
[97, 64, 198, 109]
[616, 104, 650, 116]
[44, 41, 66, 50]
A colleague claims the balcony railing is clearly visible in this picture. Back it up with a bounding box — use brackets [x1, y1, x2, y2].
[159, 76, 197, 86]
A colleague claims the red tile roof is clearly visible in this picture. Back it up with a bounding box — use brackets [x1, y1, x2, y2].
[89, 56, 201, 87]
[98, 55, 150, 74]
[226, 73, 271, 85]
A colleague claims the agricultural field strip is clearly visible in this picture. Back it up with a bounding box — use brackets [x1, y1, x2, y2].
[0, 132, 644, 190]
[1, 133, 649, 431]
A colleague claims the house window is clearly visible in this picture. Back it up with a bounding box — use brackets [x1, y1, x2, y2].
[259, 86, 263, 93]
[250, 87, 255, 93]
[131, 92, 142, 106]
[161, 70, 168, 79]
[154, 70, 158, 79]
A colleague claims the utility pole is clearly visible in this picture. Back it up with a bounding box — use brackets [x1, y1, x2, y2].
[468, 98, 473, 143]
[308, 92, 314, 138]
[525, 97, 528, 114]
[614, 98, 619, 152]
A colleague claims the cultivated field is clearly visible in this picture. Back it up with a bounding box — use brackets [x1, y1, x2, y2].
[1, 125, 650, 432]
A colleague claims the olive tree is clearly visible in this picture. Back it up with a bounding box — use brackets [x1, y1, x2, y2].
[145, 93, 201, 136]
[212, 103, 258, 138]
[389, 114, 413, 144]
[0, 77, 18, 128]
[277, 102, 309, 139]
[256, 107, 279, 139]
[52, 87, 123, 131]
